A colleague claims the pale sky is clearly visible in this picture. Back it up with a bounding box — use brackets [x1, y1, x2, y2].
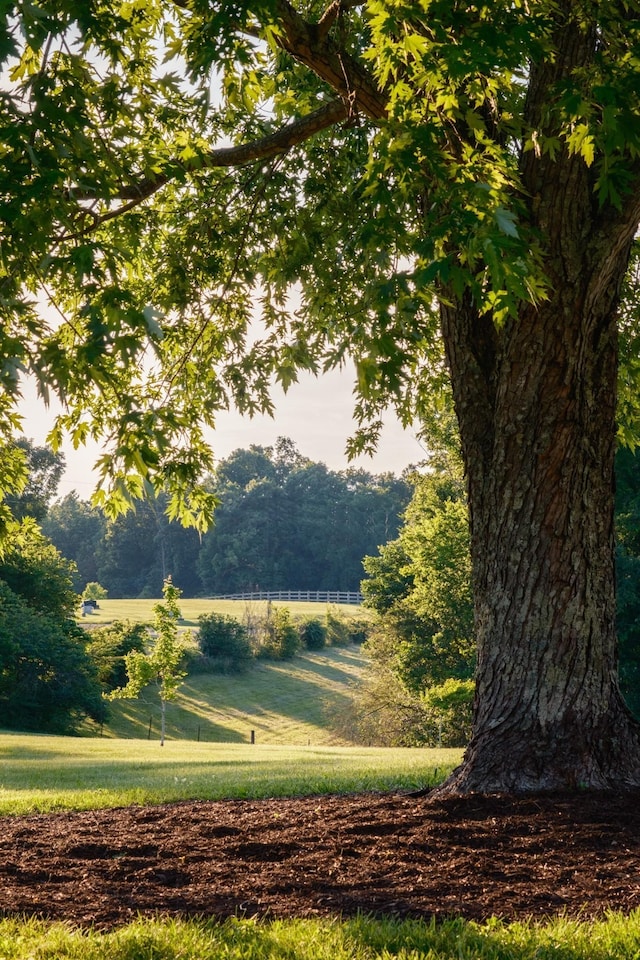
[21, 366, 427, 500]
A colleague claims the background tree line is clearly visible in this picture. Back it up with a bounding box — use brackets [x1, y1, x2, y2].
[41, 437, 412, 599]
[4, 432, 640, 745]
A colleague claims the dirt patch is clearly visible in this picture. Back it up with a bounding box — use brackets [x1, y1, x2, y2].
[1, 790, 639, 928]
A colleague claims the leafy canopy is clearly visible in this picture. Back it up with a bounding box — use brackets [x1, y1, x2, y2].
[3, 0, 640, 524]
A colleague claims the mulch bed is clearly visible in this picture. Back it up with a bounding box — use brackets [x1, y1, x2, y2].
[1, 790, 639, 928]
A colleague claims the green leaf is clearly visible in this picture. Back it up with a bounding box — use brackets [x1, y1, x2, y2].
[494, 206, 519, 238]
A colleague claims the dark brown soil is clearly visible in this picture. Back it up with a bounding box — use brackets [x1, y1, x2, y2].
[1, 790, 640, 929]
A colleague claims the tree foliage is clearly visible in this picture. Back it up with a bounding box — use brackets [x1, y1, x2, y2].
[363, 451, 474, 693]
[43, 440, 410, 597]
[42, 492, 106, 592]
[107, 577, 186, 745]
[4, 439, 65, 522]
[197, 440, 411, 595]
[85, 620, 147, 692]
[0, 521, 105, 732]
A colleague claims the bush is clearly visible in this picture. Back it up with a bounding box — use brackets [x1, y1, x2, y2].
[325, 606, 352, 646]
[85, 620, 147, 691]
[331, 664, 433, 746]
[421, 678, 475, 747]
[258, 607, 299, 660]
[83, 581, 108, 601]
[196, 613, 253, 673]
[347, 617, 371, 645]
[299, 617, 327, 650]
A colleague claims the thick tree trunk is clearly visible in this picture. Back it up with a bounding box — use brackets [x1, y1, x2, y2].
[442, 298, 640, 792]
[437, 215, 640, 794]
[430, 2, 640, 796]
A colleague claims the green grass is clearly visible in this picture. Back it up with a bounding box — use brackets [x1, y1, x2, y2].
[1, 912, 639, 959]
[80, 597, 370, 627]
[5, 619, 638, 956]
[100, 645, 370, 745]
[0, 732, 461, 815]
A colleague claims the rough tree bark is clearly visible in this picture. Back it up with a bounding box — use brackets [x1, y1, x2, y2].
[436, 13, 640, 793]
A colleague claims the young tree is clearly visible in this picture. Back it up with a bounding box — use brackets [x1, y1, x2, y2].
[107, 578, 186, 746]
[4, 2, 640, 791]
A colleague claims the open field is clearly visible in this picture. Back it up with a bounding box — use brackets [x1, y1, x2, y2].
[0, 732, 461, 815]
[99, 645, 369, 745]
[79, 597, 371, 627]
[6, 614, 640, 957]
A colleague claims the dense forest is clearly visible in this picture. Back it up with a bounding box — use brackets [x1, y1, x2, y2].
[41, 438, 412, 599]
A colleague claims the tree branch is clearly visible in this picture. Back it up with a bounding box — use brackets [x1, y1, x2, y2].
[71, 99, 349, 209]
[272, 0, 387, 120]
[317, 0, 364, 39]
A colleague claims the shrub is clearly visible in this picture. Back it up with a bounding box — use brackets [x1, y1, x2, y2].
[331, 664, 433, 746]
[258, 607, 299, 660]
[196, 613, 253, 673]
[347, 617, 371, 645]
[299, 617, 327, 650]
[83, 581, 108, 601]
[325, 606, 352, 646]
[85, 621, 147, 691]
[421, 678, 475, 747]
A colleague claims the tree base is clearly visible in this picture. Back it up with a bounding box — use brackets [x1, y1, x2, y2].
[431, 703, 640, 796]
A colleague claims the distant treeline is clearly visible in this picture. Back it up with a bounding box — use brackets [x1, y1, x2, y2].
[42, 438, 413, 598]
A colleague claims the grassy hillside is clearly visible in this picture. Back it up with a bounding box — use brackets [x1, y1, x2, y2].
[97, 645, 369, 746]
[79, 597, 370, 628]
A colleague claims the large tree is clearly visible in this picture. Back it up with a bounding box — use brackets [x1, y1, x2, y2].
[3, 1, 640, 791]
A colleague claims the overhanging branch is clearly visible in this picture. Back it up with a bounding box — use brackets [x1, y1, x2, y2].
[70, 99, 350, 213]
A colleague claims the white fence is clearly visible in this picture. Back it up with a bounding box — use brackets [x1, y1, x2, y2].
[210, 590, 363, 605]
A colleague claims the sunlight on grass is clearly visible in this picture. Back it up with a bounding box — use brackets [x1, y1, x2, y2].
[99, 645, 371, 745]
[0, 733, 460, 815]
[79, 597, 370, 627]
[1, 912, 640, 959]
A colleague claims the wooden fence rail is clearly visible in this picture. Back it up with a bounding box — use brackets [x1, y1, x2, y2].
[210, 590, 363, 605]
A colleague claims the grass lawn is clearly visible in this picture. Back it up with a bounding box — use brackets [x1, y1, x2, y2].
[79, 597, 371, 628]
[1, 906, 638, 959]
[0, 732, 460, 815]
